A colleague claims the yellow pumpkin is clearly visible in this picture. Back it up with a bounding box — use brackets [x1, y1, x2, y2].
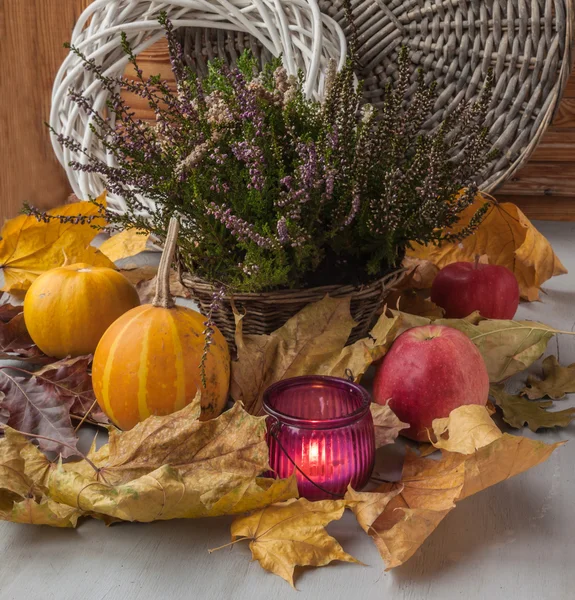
[92, 218, 230, 430]
[24, 263, 140, 358]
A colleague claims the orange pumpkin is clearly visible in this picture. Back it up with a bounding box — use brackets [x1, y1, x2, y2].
[92, 218, 230, 429]
[24, 263, 140, 358]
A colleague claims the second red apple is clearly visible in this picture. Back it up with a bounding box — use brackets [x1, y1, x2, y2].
[431, 260, 520, 319]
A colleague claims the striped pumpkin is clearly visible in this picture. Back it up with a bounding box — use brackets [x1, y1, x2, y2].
[92, 217, 230, 430]
[92, 304, 230, 429]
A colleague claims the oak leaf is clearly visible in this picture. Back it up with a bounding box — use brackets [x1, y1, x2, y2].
[407, 195, 567, 301]
[98, 228, 150, 263]
[347, 406, 563, 569]
[0, 195, 114, 292]
[490, 384, 575, 432]
[229, 498, 358, 587]
[522, 355, 575, 400]
[48, 396, 297, 521]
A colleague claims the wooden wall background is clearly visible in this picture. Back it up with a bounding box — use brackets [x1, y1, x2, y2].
[1, 0, 574, 222]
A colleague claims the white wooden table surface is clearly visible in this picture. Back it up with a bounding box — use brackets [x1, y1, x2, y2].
[1, 220, 574, 600]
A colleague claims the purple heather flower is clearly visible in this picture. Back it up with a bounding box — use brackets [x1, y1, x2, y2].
[276, 217, 289, 244]
[206, 202, 274, 249]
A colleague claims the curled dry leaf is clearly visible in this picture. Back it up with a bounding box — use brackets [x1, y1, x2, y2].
[0, 311, 43, 358]
[347, 405, 563, 569]
[0, 429, 80, 527]
[98, 228, 150, 263]
[490, 384, 575, 432]
[135, 269, 191, 304]
[228, 498, 358, 587]
[0, 194, 114, 293]
[47, 396, 297, 522]
[431, 405, 502, 454]
[407, 194, 567, 301]
[370, 404, 409, 449]
[400, 256, 439, 289]
[522, 355, 575, 400]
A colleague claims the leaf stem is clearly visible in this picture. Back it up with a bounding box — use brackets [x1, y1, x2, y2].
[73, 397, 101, 432]
[153, 216, 179, 309]
[208, 537, 247, 554]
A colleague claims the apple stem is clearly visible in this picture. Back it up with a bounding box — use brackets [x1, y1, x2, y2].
[474, 254, 480, 269]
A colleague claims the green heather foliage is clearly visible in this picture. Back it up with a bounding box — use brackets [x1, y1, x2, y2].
[52, 16, 496, 293]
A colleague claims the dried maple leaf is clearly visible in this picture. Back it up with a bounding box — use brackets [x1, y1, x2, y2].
[228, 498, 358, 587]
[323, 310, 402, 381]
[348, 406, 563, 569]
[522, 355, 575, 400]
[0, 195, 114, 293]
[431, 405, 502, 454]
[32, 356, 108, 425]
[98, 228, 150, 263]
[490, 384, 575, 432]
[400, 256, 439, 289]
[0, 429, 80, 527]
[370, 404, 409, 449]
[47, 396, 297, 521]
[407, 194, 567, 301]
[0, 369, 78, 457]
[136, 269, 191, 303]
[0, 312, 42, 357]
[231, 296, 356, 415]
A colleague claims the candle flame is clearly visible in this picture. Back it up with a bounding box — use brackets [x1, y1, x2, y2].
[309, 439, 319, 465]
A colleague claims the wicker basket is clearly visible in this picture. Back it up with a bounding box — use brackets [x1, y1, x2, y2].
[175, 0, 573, 193]
[181, 269, 404, 350]
[52, 0, 572, 208]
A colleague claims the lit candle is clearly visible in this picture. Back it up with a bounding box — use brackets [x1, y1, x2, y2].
[263, 376, 375, 500]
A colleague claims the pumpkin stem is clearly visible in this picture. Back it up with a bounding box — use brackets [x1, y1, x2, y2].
[153, 216, 179, 309]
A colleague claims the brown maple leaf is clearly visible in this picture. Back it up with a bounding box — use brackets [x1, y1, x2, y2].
[0, 369, 78, 457]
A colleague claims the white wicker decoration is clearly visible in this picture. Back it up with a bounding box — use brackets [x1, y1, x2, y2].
[50, 0, 348, 212]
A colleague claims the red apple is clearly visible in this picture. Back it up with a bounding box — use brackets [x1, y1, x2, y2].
[373, 325, 489, 441]
[430, 260, 520, 319]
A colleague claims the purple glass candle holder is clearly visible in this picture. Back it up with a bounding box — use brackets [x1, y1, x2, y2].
[263, 376, 375, 501]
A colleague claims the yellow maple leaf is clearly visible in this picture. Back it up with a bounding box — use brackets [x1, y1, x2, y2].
[45, 396, 297, 522]
[231, 297, 403, 414]
[407, 194, 567, 301]
[227, 498, 358, 587]
[0, 194, 114, 292]
[0, 430, 81, 528]
[347, 406, 563, 569]
[99, 228, 150, 263]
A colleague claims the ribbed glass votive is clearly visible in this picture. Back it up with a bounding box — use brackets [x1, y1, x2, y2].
[263, 376, 375, 500]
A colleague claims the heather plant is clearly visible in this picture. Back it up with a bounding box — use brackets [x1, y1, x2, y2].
[49, 15, 496, 293]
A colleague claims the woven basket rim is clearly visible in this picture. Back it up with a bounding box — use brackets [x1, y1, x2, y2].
[180, 268, 404, 301]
